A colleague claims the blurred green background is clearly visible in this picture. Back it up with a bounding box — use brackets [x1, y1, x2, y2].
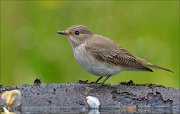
[0, 1, 179, 87]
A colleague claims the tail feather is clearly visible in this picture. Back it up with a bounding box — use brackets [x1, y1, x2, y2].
[137, 58, 173, 73]
[146, 64, 173, 73]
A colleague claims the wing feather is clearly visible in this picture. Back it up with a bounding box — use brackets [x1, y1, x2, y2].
[85, 35, 153, 72]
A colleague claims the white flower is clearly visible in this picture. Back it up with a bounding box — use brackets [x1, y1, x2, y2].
[86, 96, 100, 109]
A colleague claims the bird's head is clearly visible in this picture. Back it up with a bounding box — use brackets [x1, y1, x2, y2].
[57, 25, 93, 47]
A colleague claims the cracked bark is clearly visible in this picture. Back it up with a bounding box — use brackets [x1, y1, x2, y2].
[0, 80, 179, 113]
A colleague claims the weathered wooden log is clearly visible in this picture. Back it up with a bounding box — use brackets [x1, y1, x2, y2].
[0, 80, 179, 113]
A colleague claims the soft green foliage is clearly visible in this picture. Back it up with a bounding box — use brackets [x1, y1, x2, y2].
[0, 1, 179, 87]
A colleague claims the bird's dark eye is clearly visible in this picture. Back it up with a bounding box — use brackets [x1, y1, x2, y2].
[75, 31, 79, 35]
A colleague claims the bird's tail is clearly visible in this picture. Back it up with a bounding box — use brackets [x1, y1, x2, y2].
[136, 58, 173, 73]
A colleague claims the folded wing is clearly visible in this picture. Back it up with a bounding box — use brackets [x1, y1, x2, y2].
[85, 35, 153, 72]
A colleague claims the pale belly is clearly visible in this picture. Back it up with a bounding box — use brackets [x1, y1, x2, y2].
[72, 46, 122, 77]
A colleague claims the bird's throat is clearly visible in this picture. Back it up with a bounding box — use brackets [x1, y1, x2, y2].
[68, 37, 83, 48]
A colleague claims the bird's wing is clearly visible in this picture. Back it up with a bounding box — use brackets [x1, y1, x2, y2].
[85, 35, 153, 72]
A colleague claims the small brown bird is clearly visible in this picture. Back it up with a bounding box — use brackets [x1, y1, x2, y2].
[57, 25, 173, 84]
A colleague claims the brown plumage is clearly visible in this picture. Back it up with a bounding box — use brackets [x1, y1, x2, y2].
[58, 25, 173, 84]
[85, 35, 153, 72]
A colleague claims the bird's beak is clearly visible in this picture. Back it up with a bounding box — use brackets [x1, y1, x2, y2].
[57, 31, 67, 35]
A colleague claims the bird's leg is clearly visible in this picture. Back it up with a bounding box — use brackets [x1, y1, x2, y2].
[101, 75, 111, 84]
[91, 76, 111, 90]
[95, 77, 103, 83]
